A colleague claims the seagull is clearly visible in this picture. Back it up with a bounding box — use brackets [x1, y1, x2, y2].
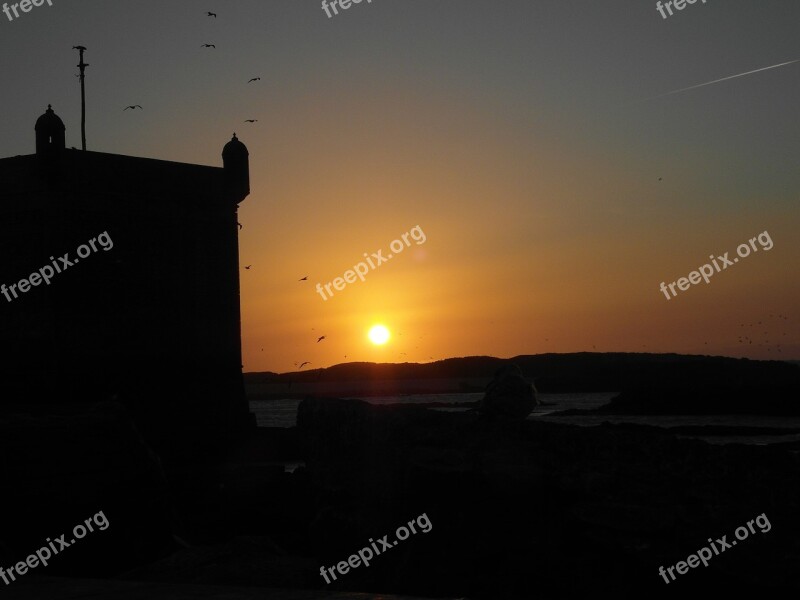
[244, 119, 258, 123]
[245, 265, 252, 270]
[299, 361, 311, 369]
[317, 336, 326, 343]
[123, 105, 142, 110]
[201, 44, 216, 48]
[207, 11, 217, 17]
[248, 77, 261, 83]
[299, 276, 308, 281]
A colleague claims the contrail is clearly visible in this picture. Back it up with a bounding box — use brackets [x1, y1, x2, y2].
[639, 59, 799, 103]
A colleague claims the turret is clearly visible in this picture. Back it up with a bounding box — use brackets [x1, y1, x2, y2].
[35, 105, 66, 156]
[222, 133, 250, 203]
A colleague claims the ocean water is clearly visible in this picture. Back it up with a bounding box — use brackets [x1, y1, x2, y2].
[249, 392, 800, 445]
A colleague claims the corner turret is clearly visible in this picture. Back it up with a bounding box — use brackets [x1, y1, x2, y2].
[35, 105, 66, 155]
[222, 133, 250, 203]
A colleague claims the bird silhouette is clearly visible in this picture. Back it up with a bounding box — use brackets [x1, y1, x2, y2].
[245, 265, 252, 270]
[207, 11, 217, 17]
[248, 77, 261, 83]
[299, 361, 311, 369]
[123, 105, 142, 110]
[238, 222, 243, 230]
[299, 276, 308, 281]
[317, 336, 326, 343]
[658, 177, 662, 181]
[201, 44, 216, 48]
[244, 119, 258, 123]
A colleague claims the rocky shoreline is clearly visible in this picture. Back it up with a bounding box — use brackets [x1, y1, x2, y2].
[3, 397, 800, 598]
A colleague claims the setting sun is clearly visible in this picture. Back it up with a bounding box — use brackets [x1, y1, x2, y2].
[368, 324, 391, 345]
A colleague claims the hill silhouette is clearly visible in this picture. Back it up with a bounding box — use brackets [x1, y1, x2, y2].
[246, 353, 800, 414]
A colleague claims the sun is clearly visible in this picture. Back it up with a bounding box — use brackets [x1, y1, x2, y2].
[368, 324, 391, 345]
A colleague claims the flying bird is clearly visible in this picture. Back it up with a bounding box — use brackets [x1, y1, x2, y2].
[124, 105, 142, 110]
[201, 44, 216, 48]
[299, 361, 311, 369]
[207, 12, 217, 17]
[238, 222, 243, 230]
[248, 77, 261, 83]
[245, 265, 252, 270]
[317, 336, 326, 343]
[299, 276, 308, 281]
[244, 119, 258, 123]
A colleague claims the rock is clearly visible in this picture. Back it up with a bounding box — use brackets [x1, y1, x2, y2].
[476, 363, 538, 420]
[295, 397, 800, 597]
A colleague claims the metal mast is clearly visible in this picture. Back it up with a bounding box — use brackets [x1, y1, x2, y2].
[73, 45, 88, 150]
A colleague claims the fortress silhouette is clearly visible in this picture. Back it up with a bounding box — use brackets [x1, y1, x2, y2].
[0, 106, 255, 452]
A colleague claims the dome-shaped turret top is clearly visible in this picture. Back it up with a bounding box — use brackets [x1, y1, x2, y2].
[35, 104, 66, 154]
[222, 132, 249, 159]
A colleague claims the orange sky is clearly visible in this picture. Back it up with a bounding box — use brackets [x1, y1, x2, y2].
[1, 1, 797, 372]
[235, 82, 799, 371]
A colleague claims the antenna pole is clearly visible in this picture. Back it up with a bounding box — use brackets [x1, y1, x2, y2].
[74, 46, 88, 151]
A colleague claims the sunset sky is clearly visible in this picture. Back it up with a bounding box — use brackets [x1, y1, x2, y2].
[1, 0, 798, 372]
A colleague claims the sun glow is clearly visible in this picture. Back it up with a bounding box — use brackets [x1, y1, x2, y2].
[368, 324, 391, 345]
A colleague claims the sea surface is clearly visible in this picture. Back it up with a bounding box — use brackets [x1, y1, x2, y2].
[249, 392, 800, 446]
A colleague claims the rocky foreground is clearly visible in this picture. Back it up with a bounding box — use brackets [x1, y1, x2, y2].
[3, 398, 800, 599]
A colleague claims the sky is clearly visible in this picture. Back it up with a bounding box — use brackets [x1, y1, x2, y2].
[1, 0, 798, 372]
